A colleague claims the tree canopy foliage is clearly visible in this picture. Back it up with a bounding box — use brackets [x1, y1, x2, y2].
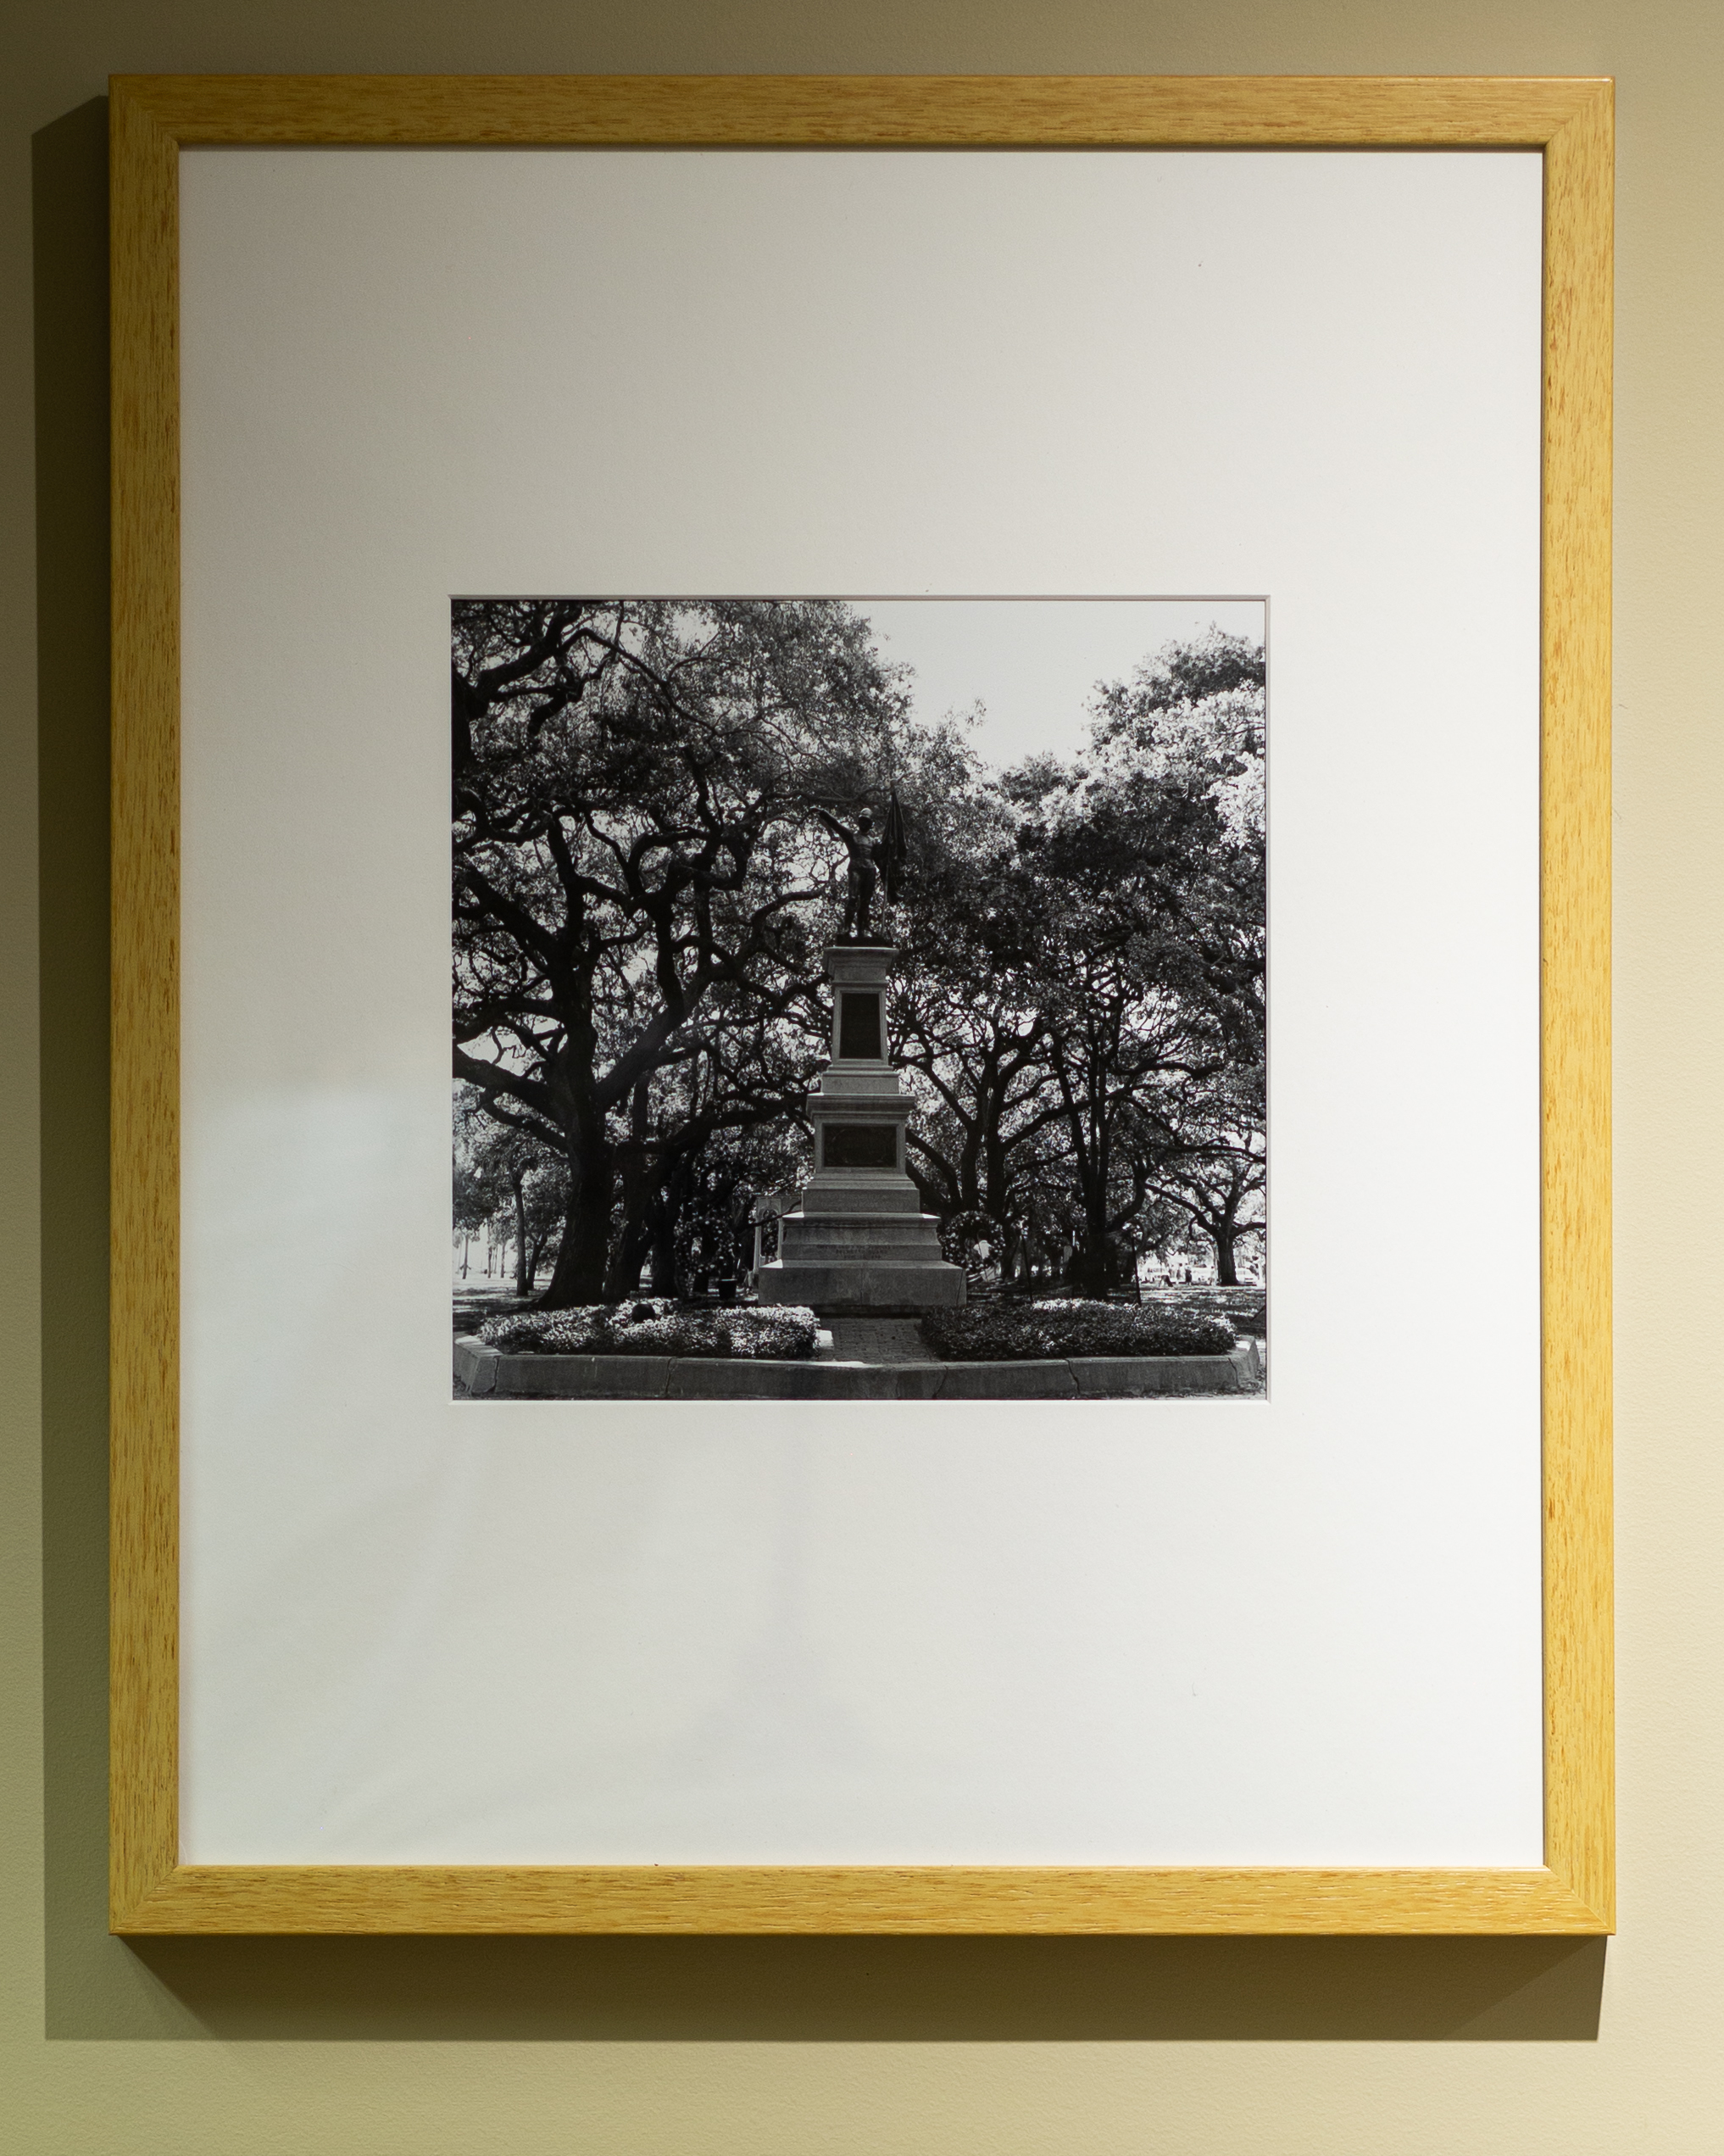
[453, 602, 1265, 1304]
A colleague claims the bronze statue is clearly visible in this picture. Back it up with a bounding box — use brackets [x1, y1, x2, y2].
[815, 788, 908, 940]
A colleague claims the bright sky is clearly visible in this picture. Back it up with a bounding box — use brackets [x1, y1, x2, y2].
[855, 597, 1266, 772]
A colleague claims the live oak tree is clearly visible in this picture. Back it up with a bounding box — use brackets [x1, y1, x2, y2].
[971, 743, 1261, 1293]
[453, 599, 915, 1306]
[1054, 631, 1268, 1284]
[607, 1022, 818, 1297]
[1089, 627, 1267, 1067]
[454, 1104, 568, 1295]
[888, 773, 1065, 1262]
[451, 1161, 493, 1280]
[1145, 1120, 1267, 1284]
[889, 736, 1264, 1291]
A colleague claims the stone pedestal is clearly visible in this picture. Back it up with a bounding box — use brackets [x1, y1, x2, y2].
[754, 943, 966, 1315]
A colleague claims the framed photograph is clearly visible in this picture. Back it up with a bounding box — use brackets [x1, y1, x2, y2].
[110, 74, 1612, 1934]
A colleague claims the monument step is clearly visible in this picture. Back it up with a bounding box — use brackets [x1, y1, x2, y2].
[755, 1261, 966, 1311]
[777, 1237, 948, 1265]
[779, 1216, 943, 1244]
[792, 1189, 926, 1216]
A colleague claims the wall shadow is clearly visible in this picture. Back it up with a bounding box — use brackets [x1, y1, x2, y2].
[34, 96, 1605, 2047]
[35, 93, 126, 2046]
[103, 1933, 1604, 2042]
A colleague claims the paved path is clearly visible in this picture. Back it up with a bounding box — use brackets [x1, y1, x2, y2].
[821, 1318, 937, 1365]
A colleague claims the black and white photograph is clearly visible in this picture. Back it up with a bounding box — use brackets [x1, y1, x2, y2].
[453, 597, 1266, 1401]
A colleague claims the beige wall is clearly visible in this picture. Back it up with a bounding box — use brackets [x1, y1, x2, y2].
[4, 4, 1716, 2150]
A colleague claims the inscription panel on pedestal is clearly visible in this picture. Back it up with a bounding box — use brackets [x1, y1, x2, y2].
[838, 991, 884, 1061]
[820, 1122, 898, 1169]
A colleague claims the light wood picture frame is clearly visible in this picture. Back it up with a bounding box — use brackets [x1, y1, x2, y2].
[109, 72, 1612, 1936]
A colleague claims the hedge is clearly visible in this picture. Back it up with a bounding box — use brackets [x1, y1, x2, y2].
[921, 1300, 1234, 1362]
[480, 1299, 819, 1361]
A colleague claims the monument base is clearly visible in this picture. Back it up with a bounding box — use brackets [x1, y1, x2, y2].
[756, 1271, 967, 1318]
[754, 1193, 966, 1314]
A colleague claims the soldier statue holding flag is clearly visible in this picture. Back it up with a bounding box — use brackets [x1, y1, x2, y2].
[815, 785, 909, 942]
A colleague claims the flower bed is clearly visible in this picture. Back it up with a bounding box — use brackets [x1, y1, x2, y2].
[921, 1299, 1234, 1363]
[477, 1298, 819, 1361]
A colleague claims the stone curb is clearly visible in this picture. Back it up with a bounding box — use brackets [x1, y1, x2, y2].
[935, 1359, 1079, 1399]
[455, 1337, 1253, 1401]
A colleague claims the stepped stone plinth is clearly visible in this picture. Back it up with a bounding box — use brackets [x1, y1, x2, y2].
[754, 943, 966, 1316]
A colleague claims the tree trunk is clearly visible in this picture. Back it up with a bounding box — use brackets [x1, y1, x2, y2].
[981, 1128, 1009, 1229]
[1069, 1172, 1114, 1294]
[1068, 1240, 1110, 1295]
[603, 1078, 657, 1301]
[604, 1201, 656, 1302]
[649, 1209, 679, 1295]
[652, 1153, 695, 1298]
[536, 1036, 621, 1307]
[512, 1178, 531, 1296]
[537, 1140, 614, 1306]
[1053, 1041, 1114, 1295]
[1209, 1165, 1252, 1286]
